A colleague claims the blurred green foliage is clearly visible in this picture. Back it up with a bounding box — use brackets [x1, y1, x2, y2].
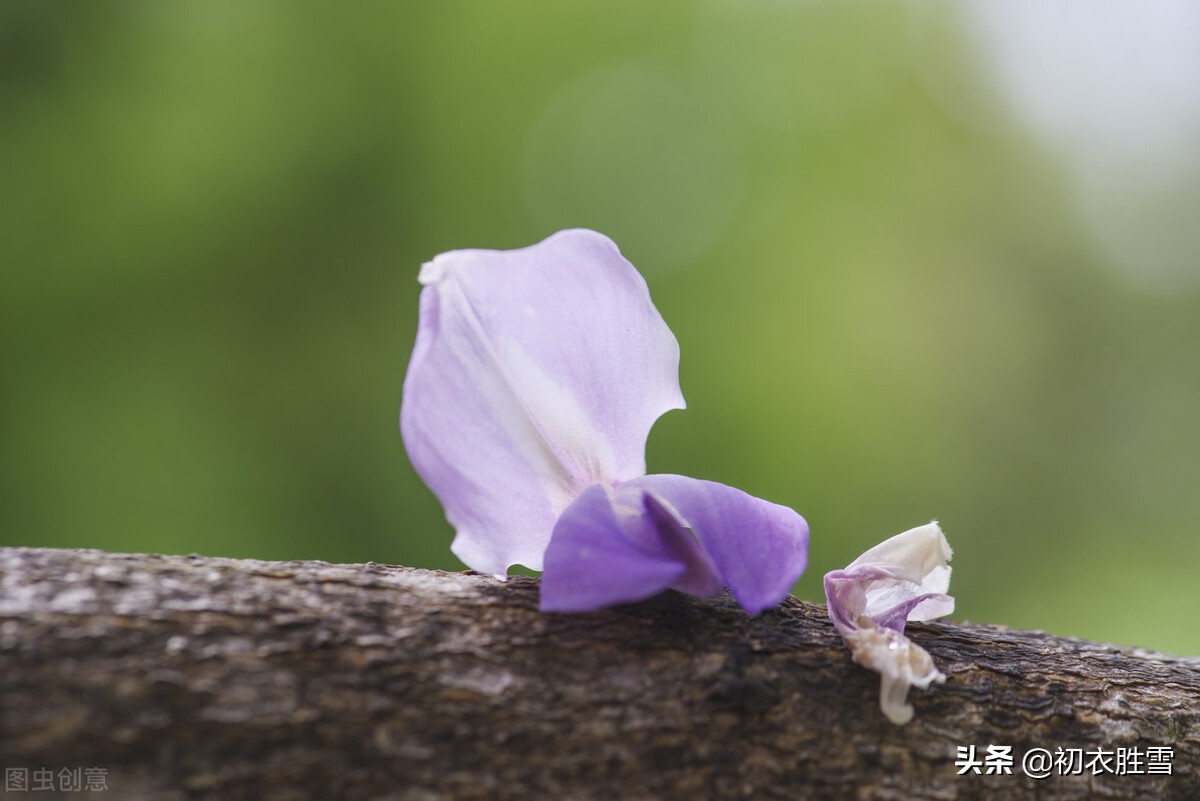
[3, 2, 1198, 653]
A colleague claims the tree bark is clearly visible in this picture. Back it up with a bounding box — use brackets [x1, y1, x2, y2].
[0, 547, 1196, 801]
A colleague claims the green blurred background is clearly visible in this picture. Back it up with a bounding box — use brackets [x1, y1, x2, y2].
[3, 2, 1198, 653]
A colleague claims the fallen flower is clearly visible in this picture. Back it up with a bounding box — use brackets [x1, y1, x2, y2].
[401, 229, 808, 615]
[824, 522, 954, 724]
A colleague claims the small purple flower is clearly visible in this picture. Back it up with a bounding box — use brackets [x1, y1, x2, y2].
[401, 229, 809, 615]
[824, 522, 954, 724]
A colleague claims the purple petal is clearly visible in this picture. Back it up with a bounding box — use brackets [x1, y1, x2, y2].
[539, 485, 686, 613]
[401, 230, 685, 574]
[823, 566, 879, 635]
[611, 485, 725, 599]
[624, 474, 809, 615]
[871, 592, 954, 632]
[825, 564, 952, 635]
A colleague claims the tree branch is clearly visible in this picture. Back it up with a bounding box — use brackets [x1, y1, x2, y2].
[1, 547, 1196, 800]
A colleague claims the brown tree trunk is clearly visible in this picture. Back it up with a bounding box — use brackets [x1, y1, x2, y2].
[0, 546, 1196, 800]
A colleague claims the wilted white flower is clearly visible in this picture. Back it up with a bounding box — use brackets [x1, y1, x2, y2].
[824, 522, 954, 724]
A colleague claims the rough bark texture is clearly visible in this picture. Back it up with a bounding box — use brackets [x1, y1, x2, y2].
[0, 547, 1196, 801]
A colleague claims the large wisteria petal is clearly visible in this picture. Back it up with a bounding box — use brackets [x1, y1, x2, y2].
[627, 474, 810, 615]
[401, 228, 809, 615]
[401, 230, 685, 575]
[824, 522, 954, 725]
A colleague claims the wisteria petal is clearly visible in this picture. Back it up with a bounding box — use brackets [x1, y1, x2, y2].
[401, 230, 685, 574]
[847, 522, 953, 621]
[825, 563, 953, 635]
[823, 565, 880, 635]
[539, 485, 686, 613]
[609, 485, 725, 599]
[843, 522, 954, 625]
[824, 522, 955, 725]
[625, 474, 809, 615]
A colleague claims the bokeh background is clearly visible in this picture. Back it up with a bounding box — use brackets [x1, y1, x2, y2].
[3, 2, 1198, 653]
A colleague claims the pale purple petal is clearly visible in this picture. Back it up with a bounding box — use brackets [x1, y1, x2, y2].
[847, 522, 953, 620]
[823, 565, 883, 635]
[539, 485, 686, 613]
[401, 230, 685, 574]
[826, 522, 955, 633]
[871, 590, 954, 632]
[825, 564, 953, 635]
[625, 474, 809, 615]
[824, 522, 954, 725]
